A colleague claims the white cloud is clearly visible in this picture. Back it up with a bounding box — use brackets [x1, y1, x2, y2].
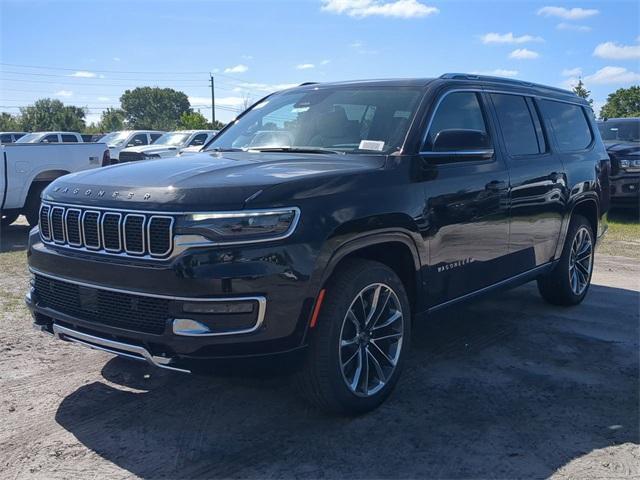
[557, 22, 591, 32]
[593, 41, 640, 60]
[296, 63, 315, 70]
[54, 90, 73, 97]
[223, 64, 248, 74]
[584, 66, 640, 84]
[188, 96, 246, 108]
[481, 32, 543, 44]
[69, 71, 97, 78]
[348, 40, 378, 54]
[472, 69, 519, 78]
[320, 59, 331, 65]
[241, 54, 254, 60]
[321, 0, 439, 19]
[509, 48, 539, 60]
[113, 57, 121, 62]
[537, 6, 599, 20]
[562, 67, 582, 77]
[97, 96, 111, 101]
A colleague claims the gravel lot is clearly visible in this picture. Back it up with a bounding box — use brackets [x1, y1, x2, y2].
[1, 219, 638, 479]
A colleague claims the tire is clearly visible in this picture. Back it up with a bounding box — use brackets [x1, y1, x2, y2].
[537, 214, 595, 306]
[23, 183, 47, 227]
[295, 259, 411, 415]
[1, 211, 19, 229]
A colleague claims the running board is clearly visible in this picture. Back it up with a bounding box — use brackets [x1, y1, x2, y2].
[52, 324, 190, 373]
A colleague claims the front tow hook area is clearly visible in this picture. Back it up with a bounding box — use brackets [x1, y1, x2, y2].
[51, 323, 191, 374]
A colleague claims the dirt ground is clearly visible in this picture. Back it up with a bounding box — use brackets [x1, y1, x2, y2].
[0, 220, 638, 479]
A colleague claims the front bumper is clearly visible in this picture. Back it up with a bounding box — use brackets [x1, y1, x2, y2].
[610, 174, 639, 204]
[26, 228, 319, 366]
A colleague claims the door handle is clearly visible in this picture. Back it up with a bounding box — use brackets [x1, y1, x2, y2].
[485, 180, 507, 192]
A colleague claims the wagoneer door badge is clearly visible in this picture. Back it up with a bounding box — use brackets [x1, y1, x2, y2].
[437, 257, 474, 273]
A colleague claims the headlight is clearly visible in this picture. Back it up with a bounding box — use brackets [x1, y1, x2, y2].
[620, 158, 640, 169]
[184, 208, 300, 244]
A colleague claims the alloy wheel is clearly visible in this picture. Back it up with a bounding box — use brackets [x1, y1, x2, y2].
[569, 226, 593, 296]
[338, 283, 404, 397]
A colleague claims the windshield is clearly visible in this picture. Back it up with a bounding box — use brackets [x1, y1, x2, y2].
[99, 131, 130, 147]
[15, 133, 45, 143]
[153, 132, 191, 146]
[206, 86, 424, 154]
[598, 120, 640, 143]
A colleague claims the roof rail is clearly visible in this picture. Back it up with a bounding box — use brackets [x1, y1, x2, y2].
[439, 73, 575, 96]
[298, 82, 319, 86]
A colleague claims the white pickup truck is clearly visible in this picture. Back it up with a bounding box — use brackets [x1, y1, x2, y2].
[0, 142, 110, 228]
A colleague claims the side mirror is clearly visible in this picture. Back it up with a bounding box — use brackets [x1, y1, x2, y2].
[433, 129, 491, 152]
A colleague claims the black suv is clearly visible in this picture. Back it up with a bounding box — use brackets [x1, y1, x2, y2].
[26, 74, 610, 414]
[598, 117, 639, 207]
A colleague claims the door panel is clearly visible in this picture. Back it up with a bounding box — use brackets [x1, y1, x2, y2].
[488, 93, 565, 273]
[419, 90, 510, 306]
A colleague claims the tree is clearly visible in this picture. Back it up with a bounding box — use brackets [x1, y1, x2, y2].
[600, 86, 640, 119]
[99, 108, 126, 131]
[178, 111, 209, 130]
[572, 79, 593, 107]
[211, 119, 226, 130]
[0, 112, 22, 131]
[19, 98, 86, 131]
[120, 87, 190, 130]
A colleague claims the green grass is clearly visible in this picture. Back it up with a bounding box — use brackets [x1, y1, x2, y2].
[599, 208, 640, 258]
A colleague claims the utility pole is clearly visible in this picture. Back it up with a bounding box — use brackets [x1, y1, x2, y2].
[214, 73, 216, 128]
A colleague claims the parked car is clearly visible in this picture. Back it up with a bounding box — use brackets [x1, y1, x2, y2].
[97, 130, 165, 162]
[0, 132, 27, 144]
[16, 131, 84, 143]
[0, 142, 110, 228]
[597, 117, 639, 207]
[26, 74, 609, 414]
[118, 130, 217, 162]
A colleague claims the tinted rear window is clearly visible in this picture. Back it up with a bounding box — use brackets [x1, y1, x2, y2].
[539, 100, 592, 152]
[491, 94, 543, 156]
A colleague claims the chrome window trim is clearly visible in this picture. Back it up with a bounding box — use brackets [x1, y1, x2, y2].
[81, 210, 102, 250]
[39, 204, 51, 241]
[123, 213, 146, 255]
[147, 215, 175, 257]
[50, 206, 66, 244]
[419, 87, 591, 156]
[31, 267, 267, 338]
[63, 208, 82, 247]
[101, 211, 123, 253]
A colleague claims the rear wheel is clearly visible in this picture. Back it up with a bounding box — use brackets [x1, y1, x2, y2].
[538, 214, 594, 306]
[1, 211, 19, 229]
[296, 259, 410, 415]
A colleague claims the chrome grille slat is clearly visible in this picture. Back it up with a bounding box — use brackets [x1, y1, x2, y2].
[39, 203, 174, 259]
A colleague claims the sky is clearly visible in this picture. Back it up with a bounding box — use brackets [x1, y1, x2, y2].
[1, 0, 639, 125]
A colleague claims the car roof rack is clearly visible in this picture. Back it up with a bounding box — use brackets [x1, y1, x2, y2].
[298, 82, 319, 86]
[439, 73, 575, 96]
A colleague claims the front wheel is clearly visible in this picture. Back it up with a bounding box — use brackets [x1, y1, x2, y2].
[296, 259, 410, 415]
[538, 214, 595, 306]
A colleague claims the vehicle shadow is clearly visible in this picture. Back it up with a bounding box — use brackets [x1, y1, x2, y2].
[0, 221, 30, 252]
[55, 281, 639, 479]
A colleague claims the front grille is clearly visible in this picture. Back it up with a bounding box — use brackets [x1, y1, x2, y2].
[39, 203, 174, 258]
[34, 274, 171, 335]
[119, 151, 145, 162]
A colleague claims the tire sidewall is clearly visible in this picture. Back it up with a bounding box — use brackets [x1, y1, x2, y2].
[562, 216, 595, 304]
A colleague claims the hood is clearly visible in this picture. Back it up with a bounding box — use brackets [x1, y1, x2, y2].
[121, 144, 182, 155]
[604, 141, 640, 157]
[44, 151, 385, 211]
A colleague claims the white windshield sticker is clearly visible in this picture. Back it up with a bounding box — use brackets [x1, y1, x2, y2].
[359, 140, 385, 151]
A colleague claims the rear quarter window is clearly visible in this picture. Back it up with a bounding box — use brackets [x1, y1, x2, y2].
[539, 100, 592, 152]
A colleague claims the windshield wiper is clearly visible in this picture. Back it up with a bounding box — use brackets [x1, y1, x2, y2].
[205, 147, 246, 152]
[247, 147, 345, 155]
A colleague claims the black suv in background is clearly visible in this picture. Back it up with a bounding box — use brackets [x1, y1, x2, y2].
[26, 74, 610, 414]
[598, 117, 639, 207]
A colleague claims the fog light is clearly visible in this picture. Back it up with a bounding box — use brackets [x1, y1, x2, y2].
[173, 319, 212, 335]
[182, 301, 254, 314]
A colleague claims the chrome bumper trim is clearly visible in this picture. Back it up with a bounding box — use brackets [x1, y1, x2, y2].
[52, 323, 191, 373]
